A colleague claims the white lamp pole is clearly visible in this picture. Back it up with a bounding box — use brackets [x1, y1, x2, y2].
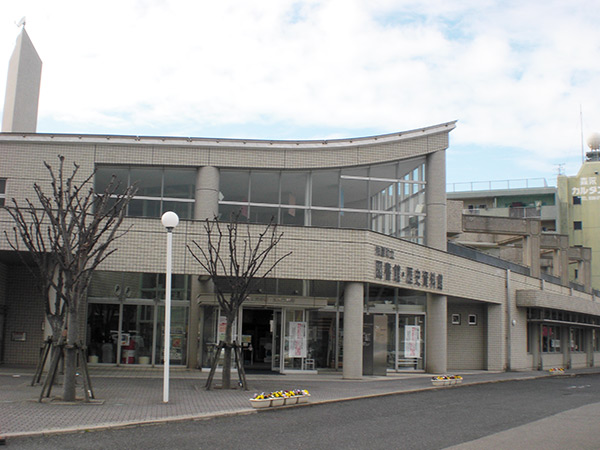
[161, 211, 179, 403]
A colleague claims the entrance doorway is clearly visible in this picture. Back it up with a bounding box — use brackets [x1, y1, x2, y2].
[241, 309, 273, 372]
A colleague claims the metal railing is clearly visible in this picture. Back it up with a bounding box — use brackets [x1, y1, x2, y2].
[447, 178, 551, 193]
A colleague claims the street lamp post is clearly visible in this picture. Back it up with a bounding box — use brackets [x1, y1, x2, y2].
[161, 211, 179, 403]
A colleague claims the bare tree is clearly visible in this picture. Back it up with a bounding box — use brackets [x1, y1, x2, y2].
[3, 155, 136, 401]
[188, 214, 291, 389]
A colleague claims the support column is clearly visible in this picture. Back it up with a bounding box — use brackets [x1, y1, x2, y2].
[343, 282, 364, 380]
[194, 166, 219, 220]
[425, 149, 447, 251]
[425, 293, 447, 374]
[425, 150, 447, 374]
[530, 322, 541, 370]
[187, 278, 214, 369]
[562, 326, 570, 369]
[523, 221, 541, 279]
[558, 236, 569, 287]
[487, 303, 504, 371]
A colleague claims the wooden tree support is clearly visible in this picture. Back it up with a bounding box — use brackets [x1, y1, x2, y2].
[32, 337, 53, 386]
[39, 341, 95, 402]
[205, 341, 248, 391]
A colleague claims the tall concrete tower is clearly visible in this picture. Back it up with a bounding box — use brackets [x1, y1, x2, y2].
[2, 27, 42, 133]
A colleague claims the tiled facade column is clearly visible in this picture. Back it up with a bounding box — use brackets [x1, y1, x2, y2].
[426, 293, 447, 373]
[194, 166, 219, 220]
[188, 279, 214, 368]
[343, 282, 364, 379]
[425, 149, 446, 251]
[189, 167, 219, 367]
[523, 220, 541, 279]
[487, 303, 505, 371]
[425, 150, 447, 373]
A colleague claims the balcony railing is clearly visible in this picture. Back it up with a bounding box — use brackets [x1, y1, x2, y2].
[447, 178, 551, 193]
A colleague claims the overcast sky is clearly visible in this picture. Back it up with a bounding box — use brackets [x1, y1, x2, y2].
[1, 0, 599, 189]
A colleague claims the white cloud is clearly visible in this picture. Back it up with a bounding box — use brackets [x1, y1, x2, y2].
[1, 0, 599, 183]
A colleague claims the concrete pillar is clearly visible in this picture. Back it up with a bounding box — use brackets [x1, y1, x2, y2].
[425, 293, 447, 373]
[424, 150, 447, 374]
[586, 329, 594, 367]
[425, 150, 447, 251]
[523, 221, 541, 279]
[487, 303, 504, 371]
[530, 323, 541, 370]
[562, 326, 570, 369]
[194, 166, 219, 220]
[187, 278, 214, 369]
[343, 282, 364, 379]
[581, 248, 592, 293]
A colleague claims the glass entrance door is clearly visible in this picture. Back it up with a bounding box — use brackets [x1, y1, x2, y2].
[387, 314, 425, 371]
[87, 303, 120, 364]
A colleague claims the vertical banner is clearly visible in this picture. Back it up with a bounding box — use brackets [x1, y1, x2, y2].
[405, 325, 421, 358]
[218, 316, 227, 342]
[288, 321, 307, 358]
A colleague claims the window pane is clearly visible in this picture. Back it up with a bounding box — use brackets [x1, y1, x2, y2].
[95, 167, 129, 194]
[250, 171, 280, 204]
[163, 200, 192, 219]
[219, 204, 248, 222]
[341, 178, 368, 210]
[128, 198, 161, 217]
[281, 172, 307, 207]
[281, 206, 305, 225]
[220, 170, 249, 202]
[370, 162, 397, 179]
[312, 171, 339, 207]
[0, 179, 6, 192]
[247, 205, 278, 224]
[164, 169, 195, 199]
[131, 168, 162, 197]
[340, 211, 368, 229]
[312, 210, 338, 227]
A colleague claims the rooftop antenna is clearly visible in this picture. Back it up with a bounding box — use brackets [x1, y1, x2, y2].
[555, 163, 565, 176]
[15, 16, 26, 29]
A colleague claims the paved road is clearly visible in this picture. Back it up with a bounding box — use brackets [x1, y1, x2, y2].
[8, 374, 600, 449]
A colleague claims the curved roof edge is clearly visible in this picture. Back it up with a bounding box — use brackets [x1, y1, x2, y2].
[0, 121, 457, 149]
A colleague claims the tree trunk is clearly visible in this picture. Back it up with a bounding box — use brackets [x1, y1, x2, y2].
[221, 316, 234, 390]
[62, 307, 78, 401]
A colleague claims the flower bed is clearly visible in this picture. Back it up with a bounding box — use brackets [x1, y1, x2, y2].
[250, 389, 310, 408]
[431, 375, 463, 386]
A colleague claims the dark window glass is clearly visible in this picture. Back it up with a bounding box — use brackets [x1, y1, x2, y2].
[250, 171, 279, 204]
[312, 171, 339, 207]
[220, 170, 249, 202]
[164, 169, 195, 198]
[131, 168, 162, 197]
[95, 167, 129, 194]
[574, 221, 583, 230]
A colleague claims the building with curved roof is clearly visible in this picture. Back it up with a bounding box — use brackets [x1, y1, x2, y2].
[2, 30, 600, 377]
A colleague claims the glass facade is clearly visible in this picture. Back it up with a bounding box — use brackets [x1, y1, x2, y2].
[89, 157, 430, 371]
[86, 271, 191, 366]
[218, 159, 427, 242]
[95, 166, 196, 219]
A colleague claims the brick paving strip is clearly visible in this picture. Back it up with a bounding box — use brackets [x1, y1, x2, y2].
[1, 366, 597, 439]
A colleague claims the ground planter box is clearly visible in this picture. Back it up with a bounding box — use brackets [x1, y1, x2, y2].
[249, 390, 310, 408]
[431, 376, 462, 386]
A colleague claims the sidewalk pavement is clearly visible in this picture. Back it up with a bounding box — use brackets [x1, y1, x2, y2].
[1, 365, 599, 439]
